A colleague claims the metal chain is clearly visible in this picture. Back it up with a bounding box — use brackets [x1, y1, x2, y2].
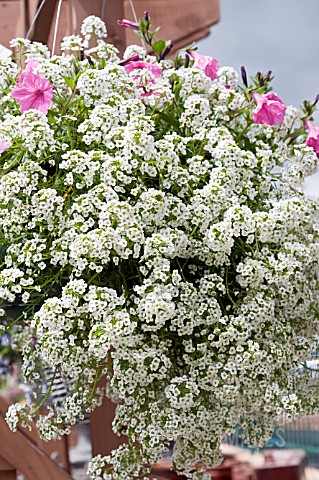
[101, 0, 107, 20]
[129, 0, 138, 24]
[129, 0, 146, 49]
[51, 0, 63, 56]
[71, 0, 78, 33]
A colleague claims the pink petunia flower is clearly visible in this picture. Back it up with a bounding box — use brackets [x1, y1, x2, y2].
[18, 60, 40, 83]
[0, 139, 12, 153]
[189, 50, 219, 80]
[11, 63, 53, 115]
[305, 119, 319, 157]
[124, 60, 163, 99]
[124, 60, 162, 78]
[251, 92, 286, 125]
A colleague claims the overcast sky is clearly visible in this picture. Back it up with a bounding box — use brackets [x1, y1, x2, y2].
[197, 0, 319, 196]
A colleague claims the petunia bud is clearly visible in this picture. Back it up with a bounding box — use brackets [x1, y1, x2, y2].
[251, 92, 286, 125]
[86, 55, 94, 66]
[312, 94, 319, 107]
[117, 19, 139, 30]
[160, 42, 174, 60]
[265, 70, 272, 82]
[119, 53, 141, 67]
[241, 66, 248, 87]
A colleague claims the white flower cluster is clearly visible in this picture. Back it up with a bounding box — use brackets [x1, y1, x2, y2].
[0, 110, 56, 158]
[1, 15, 319, 480]
[81, 15, 107, 48]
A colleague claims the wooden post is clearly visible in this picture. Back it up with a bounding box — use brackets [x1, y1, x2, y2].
[90, 382, 125, 457]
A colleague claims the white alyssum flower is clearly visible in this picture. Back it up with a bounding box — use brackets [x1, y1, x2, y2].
[1, 15, 319, 480]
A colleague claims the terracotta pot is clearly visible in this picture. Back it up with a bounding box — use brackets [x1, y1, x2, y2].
[209, 459, 239, 479]
[151, 458, 243, 480]
[151, 458, 186, 479]
[231, 463, 254, 480]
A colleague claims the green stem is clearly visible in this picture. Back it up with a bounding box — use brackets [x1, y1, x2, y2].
[301, 362, 319, 373]
[176, 258, 187, 282]
[61, 89, 77, 115]
[225, 265, 237, 306]
[283, 129, 306, 142]
[30, 367, 58, 416]
[119, 263, 129, 296]
[87, 368, 105, 403]
[2, 151, 24, 174]
[236, 120, 251, 141]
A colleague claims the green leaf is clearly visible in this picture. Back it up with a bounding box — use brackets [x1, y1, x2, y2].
[63, 76, 75, 89]
[139, 18, 148, 35]
[152, 40, 166, 56]
[157, 111, 180, 130]
[149, 27, 161, 40]
[98, 58, 106, 70]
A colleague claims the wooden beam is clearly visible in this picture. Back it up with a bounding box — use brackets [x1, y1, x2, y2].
[0, 412, 71, 480]
[0, 453, 16, 480]
[28, 0, 126, 56]
[105, 0, 126, 56]
[0, 396, 70, 474]
[27, 0, 219, 54]
[0, 471, 16, 480]
[30, 0, 57, 44]
[123, 0, 220, 52]
[69, 0, 126, 55]
[0, 0, 26, 48]
[0, 454, 15, 471]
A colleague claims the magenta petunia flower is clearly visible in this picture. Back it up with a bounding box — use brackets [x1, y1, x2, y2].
[124, 60, 163, 78]
[189, 50, 219, 80]
[11, 64, 53, 115]
[0, 139, 11, 153]
[251, 92, 286, 125]
[305, 119, 319, 157]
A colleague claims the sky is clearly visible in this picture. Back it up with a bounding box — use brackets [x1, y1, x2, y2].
[197, 0, 319, 196]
